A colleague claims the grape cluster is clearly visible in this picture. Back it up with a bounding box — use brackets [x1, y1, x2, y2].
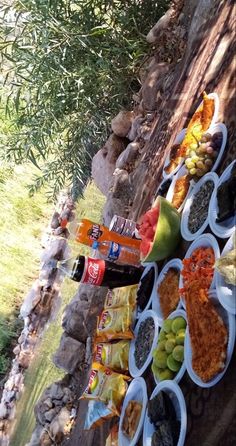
[185, 132, 223, 178]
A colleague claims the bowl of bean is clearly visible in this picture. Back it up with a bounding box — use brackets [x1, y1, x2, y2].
[129, 310, 160, 378]
[181, 172, 219, 241]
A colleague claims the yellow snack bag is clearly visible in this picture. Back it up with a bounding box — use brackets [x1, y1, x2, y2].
[104, 285, 138, 310]
[96, 307, 134, 342]
[94, 340, 130, 372]
[81, 362, 130, 416]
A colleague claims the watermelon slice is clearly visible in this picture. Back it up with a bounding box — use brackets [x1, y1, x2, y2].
[139, 196, 180, 262]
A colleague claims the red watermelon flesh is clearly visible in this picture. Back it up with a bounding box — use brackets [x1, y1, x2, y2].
[139, 206, 160, 258]
[145, 208, 159, 227]
[139, 221, 150, 236]
[144, 226, 155, 240]
[140, 239, 152, 257]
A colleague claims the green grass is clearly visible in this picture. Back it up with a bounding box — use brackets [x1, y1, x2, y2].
[10, 277, 77, 446]
[0, 163, 52, 315]
[8, 180, 105, 445]
[0, 162, 52, 374]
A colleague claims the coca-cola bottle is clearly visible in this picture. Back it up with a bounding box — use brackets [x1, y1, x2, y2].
[58, 255, 143, 288]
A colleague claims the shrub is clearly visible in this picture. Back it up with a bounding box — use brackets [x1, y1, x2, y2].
[0, 0, 169, 200]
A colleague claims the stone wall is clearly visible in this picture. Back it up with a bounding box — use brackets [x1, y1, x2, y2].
[26, 281, 107, 446]
[0, 193, 76, 446]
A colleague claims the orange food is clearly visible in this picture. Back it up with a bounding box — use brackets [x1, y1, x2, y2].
[178, 91, 215, 157]
[164, 144, 182, 175]
[185, 282, 227, 382]
[181, 246, 215, 294]
[158, 268, 180, 319]
[181, 246, 227, 382]
[122, 400, 142, 439]
[164, 92, 215, 172]
[172, 175, 190, 209]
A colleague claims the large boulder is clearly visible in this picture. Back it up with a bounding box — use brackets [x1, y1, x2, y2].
[111, 110, 134, 137]
[146, 1, 184, 43]
[92, 134, 128, 196]
[40, 238, 71, 263]
[53, 334, 85, 374]
[62, 299, 90, 343]
[27, 425, 44, 446]
[141, 62, 170, 111]
[102, 169, 133, 227]
[111, 169, 133, 201]
[49, 383, 64, 400]
[91, 149, 115, 196]
[127, 116, 145, 141]
[39, 431, 53, 446]
[0, 403, 8, 419]
[115, 141, 141, 170]
[18, 350, 32, 369]
[146, 8, 174, 43]
[49, 407, 70, 441]
[20, 280, 42, 318]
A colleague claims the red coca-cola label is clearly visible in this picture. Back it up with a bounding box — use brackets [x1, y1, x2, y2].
[81, 257, 105, 286]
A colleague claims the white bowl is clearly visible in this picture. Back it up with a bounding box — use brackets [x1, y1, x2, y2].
[209, 160, 236, 238]
[142, 380, 187, 446]
[152, 309, 187, 385]
[137, 263, 158, 317]
[162, 128, 187, 179]
[166, 165, 195, 213]
[179, 233, 220, 308]
[152, 258, 183, 324]
[184, 293, 235, 387]
[181, 172, 219, 241]
[207, 123, 228, 172]
[118, 377, 148, 446]
[129, 310, 159, 378]
[215, 233, 236, 314]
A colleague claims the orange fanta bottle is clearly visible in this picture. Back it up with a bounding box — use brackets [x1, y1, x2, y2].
[75, 219, 141, 250]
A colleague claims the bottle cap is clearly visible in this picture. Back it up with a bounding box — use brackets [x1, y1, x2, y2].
[92, 241, 99, 249]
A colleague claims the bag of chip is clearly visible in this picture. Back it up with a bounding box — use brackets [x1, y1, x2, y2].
[96, 307, 134, 342]
[94, 340, 130, 373]
[104, 285, 138, 310]
[81, 362, 130, 416]
[84, 400, 114, 430]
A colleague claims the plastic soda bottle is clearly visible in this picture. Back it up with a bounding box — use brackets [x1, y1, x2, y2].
[92, 240, 140, 266]
[58, 255, 143, 288]
[75, 219, 141, 250]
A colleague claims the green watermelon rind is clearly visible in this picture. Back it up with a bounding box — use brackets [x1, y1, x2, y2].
[141, 196, 181, 262]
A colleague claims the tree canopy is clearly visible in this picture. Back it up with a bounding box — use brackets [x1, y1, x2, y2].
[0, 0, 169, 200]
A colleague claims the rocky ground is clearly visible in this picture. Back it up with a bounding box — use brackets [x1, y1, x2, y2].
[0, 194, 76, 446]
[17, 0, 236, 445]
